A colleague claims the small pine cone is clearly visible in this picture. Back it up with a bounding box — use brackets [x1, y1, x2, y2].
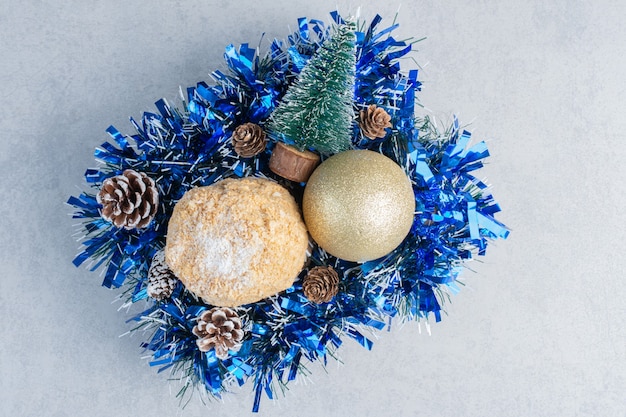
[146, 250, 177, 301]
[359, 104, 392, 139]
[192, 307, 245, 359]
[302, 266, 339, 304]
[231, 123, 267, 157]
[97, 169, 158, 229]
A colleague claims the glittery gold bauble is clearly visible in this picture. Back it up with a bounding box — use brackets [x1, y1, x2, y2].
[165, 177, 309, 307]
[303, 150, 415, 262]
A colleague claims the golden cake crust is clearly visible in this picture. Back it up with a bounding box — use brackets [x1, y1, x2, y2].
[165, 177, 309, 306]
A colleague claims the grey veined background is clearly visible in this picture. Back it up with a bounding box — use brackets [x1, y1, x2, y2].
[1, 1, 624, 416]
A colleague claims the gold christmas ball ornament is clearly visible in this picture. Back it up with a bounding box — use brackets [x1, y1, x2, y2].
[165, 177, 309, 307]
[303, 150, 415, 262]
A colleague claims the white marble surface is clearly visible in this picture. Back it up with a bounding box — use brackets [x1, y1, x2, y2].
[1, 1, 624, 416]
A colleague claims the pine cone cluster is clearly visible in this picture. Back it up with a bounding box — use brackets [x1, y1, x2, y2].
[97, 169, 158, 229]
[359, 104, 392, 139]
[146, 250, 177, 301]
[231, 123, 267, 157]
[302, 266, 339, 304]
[192, 307, 245, 359]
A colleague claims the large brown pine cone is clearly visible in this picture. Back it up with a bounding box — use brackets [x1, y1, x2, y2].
[359, 104, 392, 139]
[97, 169, 158, 229]
[231, 123, 267, 157]
[192, 307, 245, 359]
[146, 250, 177, 301]
[302, 266, 340, 304]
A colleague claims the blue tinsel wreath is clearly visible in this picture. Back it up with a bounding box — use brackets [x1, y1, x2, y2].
[68, 12, 509, 412]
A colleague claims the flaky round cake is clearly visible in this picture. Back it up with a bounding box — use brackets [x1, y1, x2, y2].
[165, 177, 309, 307]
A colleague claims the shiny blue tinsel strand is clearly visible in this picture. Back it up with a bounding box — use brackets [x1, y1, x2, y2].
[68, 12, 508, 412]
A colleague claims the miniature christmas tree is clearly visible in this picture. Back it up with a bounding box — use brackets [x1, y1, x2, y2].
[270, 21, 357, 155]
